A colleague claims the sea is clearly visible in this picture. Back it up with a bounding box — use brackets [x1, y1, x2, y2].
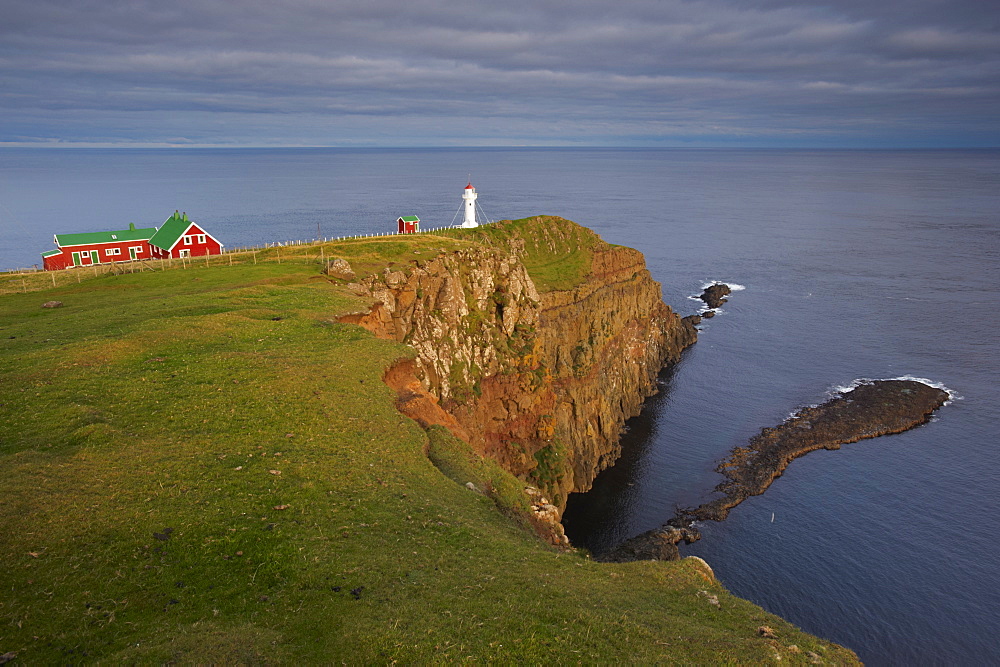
[1, 147, 997, 665]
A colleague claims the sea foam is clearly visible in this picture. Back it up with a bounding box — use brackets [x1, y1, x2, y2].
[699, 280, 746, 291]
[781, 376, 961, 423]
[828, 376, 961, 406]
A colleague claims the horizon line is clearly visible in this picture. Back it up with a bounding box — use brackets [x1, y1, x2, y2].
[2, 144, 998, 151]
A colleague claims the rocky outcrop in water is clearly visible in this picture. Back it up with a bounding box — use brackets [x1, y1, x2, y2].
[597, 524, 700, 563]
[684, 379, 949, 522]
[604, 379, 949, 561]
[698, 283, 731, 309]
[341, 217, 697, 514]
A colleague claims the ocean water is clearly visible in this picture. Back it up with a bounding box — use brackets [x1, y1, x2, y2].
[1, 148, 998, 664]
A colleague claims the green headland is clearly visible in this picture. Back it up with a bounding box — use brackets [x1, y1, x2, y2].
[0, 218, 858, 663]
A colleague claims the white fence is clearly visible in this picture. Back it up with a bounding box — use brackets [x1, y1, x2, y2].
[221, 221, 494, 255]
[2, 221, 498, 276]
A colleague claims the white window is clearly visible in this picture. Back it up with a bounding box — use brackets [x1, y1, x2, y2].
[197, 234, 206, 244]
[105, 248, 121, 257]
[133, 245, 143, 254]
[183, 235, 192, 245]
[179, 249, 191, 258]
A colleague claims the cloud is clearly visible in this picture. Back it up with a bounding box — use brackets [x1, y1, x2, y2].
[887, 27, 1000, 57]
[0, 0, 997, 146]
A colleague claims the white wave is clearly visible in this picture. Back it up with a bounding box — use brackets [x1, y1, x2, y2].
[698, 280, 746, 291]
[829, 378, 870, 395]
[777, 377, 962, 424]
[691, 304, 727, 316]
[827, 376, 961, 406]
[889, 375, 962, 405]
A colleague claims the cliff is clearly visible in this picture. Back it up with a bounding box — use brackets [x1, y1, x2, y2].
[341, 217, 697, 519]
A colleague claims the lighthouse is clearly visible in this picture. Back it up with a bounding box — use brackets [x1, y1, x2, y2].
[461, 182, 479, 228]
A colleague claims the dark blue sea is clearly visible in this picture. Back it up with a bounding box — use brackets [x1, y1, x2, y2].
[1, 148, 998, 664]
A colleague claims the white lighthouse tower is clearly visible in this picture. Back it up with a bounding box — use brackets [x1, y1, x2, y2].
[461, 182, 479, 228]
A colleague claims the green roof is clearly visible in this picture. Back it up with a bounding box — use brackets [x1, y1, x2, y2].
[148, 211, 195, 251]
[41, 249, 61, 257]
[398, 216, 420, 222]
[55, 224, 156, 247]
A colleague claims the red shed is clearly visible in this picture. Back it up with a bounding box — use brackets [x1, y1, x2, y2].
[397, 216, 420, 234]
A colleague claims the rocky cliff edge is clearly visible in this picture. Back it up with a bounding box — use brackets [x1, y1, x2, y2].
[339, 217, 697, 536]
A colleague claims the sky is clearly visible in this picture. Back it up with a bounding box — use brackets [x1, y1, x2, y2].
[1, 0, 998, 148]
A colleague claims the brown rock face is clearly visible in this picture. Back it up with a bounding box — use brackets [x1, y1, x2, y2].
[341, 219, 696, 511]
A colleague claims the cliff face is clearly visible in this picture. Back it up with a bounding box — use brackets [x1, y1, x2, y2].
[340, 217, 696, 514]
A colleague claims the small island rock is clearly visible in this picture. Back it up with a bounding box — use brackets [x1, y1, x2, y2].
[699, 283, 731, 309]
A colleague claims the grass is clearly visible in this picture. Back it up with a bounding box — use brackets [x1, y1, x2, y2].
[435, 216, 603, 292]
[0, 226, 858, 663]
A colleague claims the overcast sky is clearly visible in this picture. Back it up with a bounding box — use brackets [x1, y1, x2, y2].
[1, 0, 998, 147]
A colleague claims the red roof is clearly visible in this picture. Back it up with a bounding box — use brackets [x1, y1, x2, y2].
[465, 183, 474, 189]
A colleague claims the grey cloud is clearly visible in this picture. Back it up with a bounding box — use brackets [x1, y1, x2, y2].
[0, 0, 997, 146]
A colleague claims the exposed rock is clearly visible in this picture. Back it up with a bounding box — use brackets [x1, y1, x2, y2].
[41, 300, 63, 308]
[596, 525, 700, 563]
[759, 626, 778, 639]
[601, 379, 949, 562]
[323, 258, 357, 281]
[697, 590, 721, 608]
[699, 283, 731, 309]
[346, 282, 371, 297]
[701, 310, 716, 319]
[347, 218, 697, 518]
[681, 379, 949, 523]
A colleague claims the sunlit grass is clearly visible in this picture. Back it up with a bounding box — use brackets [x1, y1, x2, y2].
[0, 225, 857, 663]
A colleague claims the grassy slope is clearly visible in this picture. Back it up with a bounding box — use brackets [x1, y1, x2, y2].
[0, 232, 857, 664]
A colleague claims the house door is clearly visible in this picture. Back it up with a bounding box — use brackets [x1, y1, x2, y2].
[90, 250, 99, 264]
[72, 252, 81, 266]
[129, 247, 138, 260]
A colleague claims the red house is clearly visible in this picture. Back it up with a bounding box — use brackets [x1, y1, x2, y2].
[147, 211, 223, 260]
[42, 212, 223, 270]
[397, 215, 420, 234]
